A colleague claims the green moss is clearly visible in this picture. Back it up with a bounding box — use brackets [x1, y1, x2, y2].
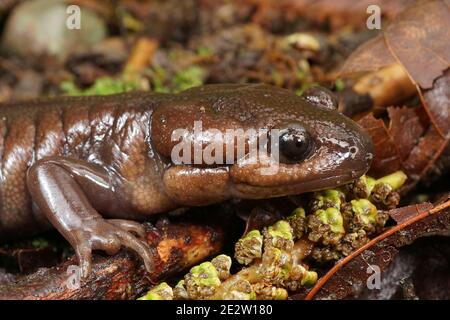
[138, 282, 173, 300]
[189, 262, 221, 287]
[362, 175, 377, 195]
[334, 79, 346, 92]
[211, 254, 232, 280]
[301, 270, 318, 286]
[244, 230, 262, 240]
[235, 230, 263, 265]
[61, 76, 141, 96]
[289, 207, 306, 219]
[271, 70, 284, 87]
[351, 199, 378, 225]
[176, 279, 185, 288]
[375, 171, 407, 190]
[274, 288, 288, 300]
[315, 208, 345, 234]
[314, 189, 345, 210]
[149, 66, 170, 93]
[172, 66, 205, 92]
[295, 82, 317, 96]
[196, 46, 214, 57]
[267, 221, 293, 242]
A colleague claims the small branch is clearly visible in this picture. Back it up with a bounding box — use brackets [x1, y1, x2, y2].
[0, 219, 225, 300]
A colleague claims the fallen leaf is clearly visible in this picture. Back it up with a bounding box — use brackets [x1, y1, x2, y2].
[386, 106, 427, 161]
[384, 0, 450, 90]
[359, 107, 448, 188]
[341, 0, 450, 143]
[358, 113, 402, 176]
[388, 203, 433, 224]
[341, 0, 450, 89]
[420, 68, 450, 138]
[402, 126, 448, 190]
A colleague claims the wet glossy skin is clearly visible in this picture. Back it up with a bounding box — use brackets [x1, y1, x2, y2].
[0, 84, 373, 276]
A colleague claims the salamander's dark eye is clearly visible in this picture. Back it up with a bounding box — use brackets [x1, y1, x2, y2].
[278, 126, 313, 163]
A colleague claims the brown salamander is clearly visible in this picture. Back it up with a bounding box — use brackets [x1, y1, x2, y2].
[0, 84, 373, 276]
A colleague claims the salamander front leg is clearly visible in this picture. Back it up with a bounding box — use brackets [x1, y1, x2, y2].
[26, 157, 154, 278]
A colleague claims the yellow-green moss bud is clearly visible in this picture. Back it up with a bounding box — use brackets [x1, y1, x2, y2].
[253, 283, 288, 300]
[348, 175, 376, 198]
[274, 288, 289, 300]
[287, 207, 307, 240]
[138, 282, 173, 300]
[261, 247, 292, 285]
[315, 208, 345, 234]
[365, 176, 377, 193]
[173, 280, 188, 300]
[301, 270, 318, 286]
[291, 207, 306, 219]
[289, 264, 306, 282]
[312, 189, 345, 210]
[235, 230, 263, 265]
[265, 220, 294, 251]
[211, 254, 232, 281]
[223, 279, 256, 300]
[351, 199, 378, 226]
[375, 171, 407, 190]
[185, 262, 221, 299]
[268, 220, 293, 241]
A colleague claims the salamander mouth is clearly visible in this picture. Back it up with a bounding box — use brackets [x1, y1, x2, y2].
[229, 168, 367, 199]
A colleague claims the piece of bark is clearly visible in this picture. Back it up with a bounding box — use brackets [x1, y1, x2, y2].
[0, 219, 225, 300]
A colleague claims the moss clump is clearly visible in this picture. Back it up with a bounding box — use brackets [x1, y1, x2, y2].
[138, 282, 173, 300]
[287, 207, 306, 240]
[61, 76, 142, 96]
[234, 230, 263, 265]
[185, 262, 221, 299]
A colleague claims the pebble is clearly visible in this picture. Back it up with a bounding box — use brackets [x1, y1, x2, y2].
[1, 0, 106, 61]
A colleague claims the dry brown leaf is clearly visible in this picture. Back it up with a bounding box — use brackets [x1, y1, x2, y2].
[421, 68, 450, 137]
[384, 0, 450, 90]
[387, 106, 427, 161]
[402, 126, 448, 189]
[346, 1, 450, 185]
[358, 105, 447, 188]
[358, 113, 402, 177]
[341, 0, 450, 90]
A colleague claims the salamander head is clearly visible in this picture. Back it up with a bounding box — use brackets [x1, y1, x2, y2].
[153, 84, 374, 202]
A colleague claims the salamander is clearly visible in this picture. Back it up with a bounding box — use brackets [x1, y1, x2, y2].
[0, 84, 373, 276]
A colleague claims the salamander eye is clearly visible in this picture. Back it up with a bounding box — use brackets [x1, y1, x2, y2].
[278, 125, 313, 163]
